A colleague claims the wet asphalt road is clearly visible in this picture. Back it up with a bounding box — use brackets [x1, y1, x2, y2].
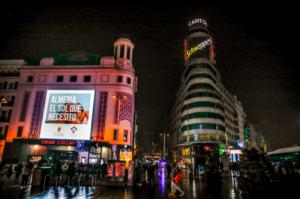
[1, 171, 241, 199]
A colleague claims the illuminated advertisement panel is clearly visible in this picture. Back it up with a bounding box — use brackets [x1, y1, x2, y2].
[40, 90, 95, 140]
[185, 37, 213, 61]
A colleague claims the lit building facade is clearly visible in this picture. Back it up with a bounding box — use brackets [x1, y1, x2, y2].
[0, 37, 137, 166]
[169, 18, 247, 169]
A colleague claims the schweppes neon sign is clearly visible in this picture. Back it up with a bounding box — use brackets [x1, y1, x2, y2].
[185, 37, 212, 60]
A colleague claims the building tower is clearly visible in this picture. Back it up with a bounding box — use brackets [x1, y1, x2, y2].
[114, 37, 134, 70]
[169, 18, 246, 157]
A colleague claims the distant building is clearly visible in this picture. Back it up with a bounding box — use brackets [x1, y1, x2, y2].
[0, 37, 137, 165]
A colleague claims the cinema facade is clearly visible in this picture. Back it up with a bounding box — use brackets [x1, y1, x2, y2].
[0, 37, 137, 170]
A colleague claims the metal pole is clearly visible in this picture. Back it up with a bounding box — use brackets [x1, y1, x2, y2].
[163, 132, 166, 159]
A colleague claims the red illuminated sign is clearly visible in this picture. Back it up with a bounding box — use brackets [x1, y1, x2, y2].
[40, 140, 76, 146]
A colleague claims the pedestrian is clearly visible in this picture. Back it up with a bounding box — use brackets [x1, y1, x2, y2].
[134, 162, 142, 186]
[15, 162, 22, 184]
[147, 164, 155, 186]
[21, 163, 31, 189]
[170, 169, 184, 197]
[66, 161, 76, 186]
[6, 164, 13, 178]
[166, 163, 172, 179]
[219, 161, 224, 173]
[101, 161, 107, 179]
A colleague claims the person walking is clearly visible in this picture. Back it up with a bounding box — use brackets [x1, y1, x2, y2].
[15, 162, 22, 184]
[21, 162, 31, 189]
[170, 169, 184, 197]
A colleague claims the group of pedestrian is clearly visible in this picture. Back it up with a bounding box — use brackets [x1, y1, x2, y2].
[0, 161, 34, 189]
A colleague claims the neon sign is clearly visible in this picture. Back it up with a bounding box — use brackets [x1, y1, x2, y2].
[40, 139, 76, 146]
[185, 37, 212, 60]
[188, 18, 207, 27]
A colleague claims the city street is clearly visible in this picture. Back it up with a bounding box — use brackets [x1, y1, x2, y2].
[1, 171, 240, 199]
[2, 170, 299, 199]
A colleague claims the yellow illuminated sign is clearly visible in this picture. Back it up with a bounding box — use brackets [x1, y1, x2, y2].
[185, 38, 212, 60]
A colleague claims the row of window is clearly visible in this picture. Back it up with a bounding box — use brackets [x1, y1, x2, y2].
[0, 81, 18, 90]
[186, 134, 226, 143]
[0, 72, 20, 77]
[181, 123, 226, 132]
[185, 73, 217, 86]
[187, 83, 216, 91]
[181, 112, 225, 122]
[182, 101, 224, 112]
[184, 91, 221, 101]
[184, 63, 217, 78]
[26, 75, 132, 85]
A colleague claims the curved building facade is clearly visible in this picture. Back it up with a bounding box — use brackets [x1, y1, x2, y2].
[169, 18, 247, 159]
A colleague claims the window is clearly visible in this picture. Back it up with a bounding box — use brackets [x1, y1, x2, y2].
[17, 126, 23, 137]
[120, 45, 125, 58]
[123, 130, 128, 141]
[27, 76, 33, 82]
[10, 96, 15, 106]
[70, 76, 77, 82]
[14, 82, 18, 90]
[126, 77, 131, 85]
[3, 81, 7, 89]
[9, 83, 14, 89]
[127, 46, 131, 59]
[7, 110, 12, 122]
[113, 129, 118, 140]
[117, 75, 123, 83]
[56, 76, 64, 82]
[84, 76, 91, 82]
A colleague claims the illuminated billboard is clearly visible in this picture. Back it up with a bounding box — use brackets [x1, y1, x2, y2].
[184, 37, 214, 61]
[40, 90, 95, 140]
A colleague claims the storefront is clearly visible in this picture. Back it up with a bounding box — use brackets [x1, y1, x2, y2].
[171, 142, 220, 176]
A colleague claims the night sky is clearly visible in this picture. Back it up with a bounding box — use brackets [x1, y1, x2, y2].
[0, 3, 299, 152]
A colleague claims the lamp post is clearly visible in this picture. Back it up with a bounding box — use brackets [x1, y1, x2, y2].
[160, 132, 169, 160]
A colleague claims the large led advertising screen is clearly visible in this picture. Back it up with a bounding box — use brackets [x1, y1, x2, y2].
[40, 90, 95, 140]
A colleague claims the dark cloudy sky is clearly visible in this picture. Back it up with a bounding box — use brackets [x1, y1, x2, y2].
[0, 3, 299, 151]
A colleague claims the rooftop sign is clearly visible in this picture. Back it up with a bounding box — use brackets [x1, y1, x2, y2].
[188, 18, 207, 27]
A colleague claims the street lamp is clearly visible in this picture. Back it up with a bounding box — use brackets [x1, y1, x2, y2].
[160, 132, 169, 160]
